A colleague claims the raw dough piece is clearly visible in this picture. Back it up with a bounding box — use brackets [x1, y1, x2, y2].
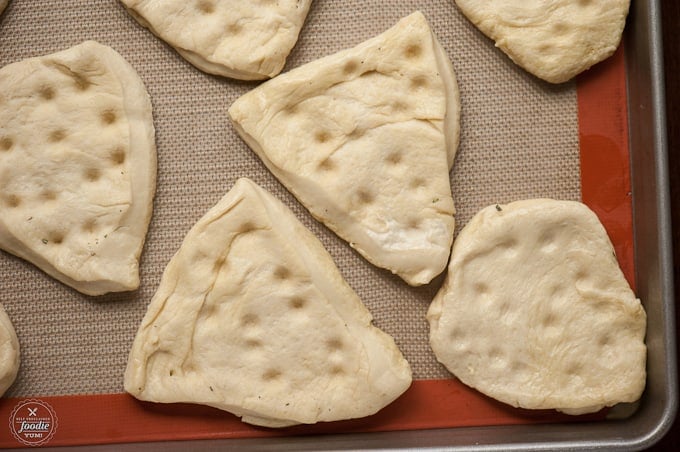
[428, 199, 646, 414]
[125, 178, 412, 427]
[0, 304, 19, 396]
[0, 41, 157, 296]
[455, 0, 630, 83]
[119, 0, 313, 80]
[229, 11, 459, 286]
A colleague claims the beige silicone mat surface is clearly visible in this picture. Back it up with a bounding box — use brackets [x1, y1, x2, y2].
[0, 0, 579, 397]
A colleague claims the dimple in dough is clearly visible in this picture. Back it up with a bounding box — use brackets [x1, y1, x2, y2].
[119, 0, 313, 80]
[124, 178, 412, 428]
[229, 11, 460, 286]
[427, 199, 646, 415]
[455, 0, 630, 83]
[0, 41, 156, 296]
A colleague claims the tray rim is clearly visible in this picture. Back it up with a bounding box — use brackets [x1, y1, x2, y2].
[33, 0, 677, 450]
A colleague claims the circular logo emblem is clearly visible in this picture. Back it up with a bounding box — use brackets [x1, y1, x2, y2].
[9, 399, 58, 446]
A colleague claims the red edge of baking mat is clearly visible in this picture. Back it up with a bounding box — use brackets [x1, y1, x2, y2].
[0, 46, 633, 448]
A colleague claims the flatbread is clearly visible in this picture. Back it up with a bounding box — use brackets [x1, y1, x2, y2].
[427, 199, 646, 414]
[124, 178, 412, 427]
[229, 11, 459, 286]
[0, 41, 156, 296]
[0, 304, 19, 396]
[455, 0, 630, 83]
[119, 0, 313, 80]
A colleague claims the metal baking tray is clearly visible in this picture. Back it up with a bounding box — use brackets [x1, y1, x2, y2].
[144, 2, 676, 450]
[8, 0, 676, 450]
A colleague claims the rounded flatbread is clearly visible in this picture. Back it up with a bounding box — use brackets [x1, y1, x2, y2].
[427, 199, 646, 414]
[0, 304, 19, 396]
[455, 0, 630, 83]
[119, 0, 312, 80]
[0, 41, 156, 295]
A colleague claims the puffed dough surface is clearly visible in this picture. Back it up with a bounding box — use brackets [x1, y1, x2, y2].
[0, 41, 156, 295]
[125, 178, 412, 427]
[119, 0, 312, 80]
[229, 11, 460, 286]
[455, 0, 630, 83]
[428, 199, 646, 414]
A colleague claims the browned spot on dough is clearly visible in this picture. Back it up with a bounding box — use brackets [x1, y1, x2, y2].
[474, 282, 489, 295]
[197, 0, 215, 13]
[392, 100, 408, 112]
[348, 127, 364, 139]
[239, 221, 256, 233]
[245, 338, 262, 348]
[82, 218, 96, 232]
[326, 338, 343, 350]
[386, 151, 402, 165]
[49, 129, 66, 142]
[315, 130, 331, 143]
[262, 369, 281, 380]
[290, 297, 306, 309]
[598, 333, 610, 347]
[542, 312, 556, 327]
[213, 257, 225, 271]
[409, 177, 426, 189]
[330, 365, 344, 375]
[110, 147, 126, 165]
[318, 158, 335, 171]
[73, 73, 91, 91]
[241, 313, 259, 326]
[274, 266, 291, 280]
[85, 168, 101, 182]
[404, 43, 422, 59]
[39, 85, 55, 100]
[100, 109, 117, 125]
[0, 137, 13, 151]
[410, 75, 428, 89]
[356, 189, 373, 204]
[41, 190, 57, 201]
[567, 362, 582, 375]
[538, 43, 552, 53]
[449, 328, 463, 341]
[50, 232, 64, 244]
[5, 194, 20, 208]
[488, 346, 503, 360]
[343, 60, 358, 74]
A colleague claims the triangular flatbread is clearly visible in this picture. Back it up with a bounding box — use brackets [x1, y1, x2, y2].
[0, 41, 156, 295]
[124, 178, 412, 427]
[455, 0, 630, 83]
[428, 199, 646, 414]
[0, 303, 19, 396]
[120, 0, 312, 80]
[229, 11, 460, 286]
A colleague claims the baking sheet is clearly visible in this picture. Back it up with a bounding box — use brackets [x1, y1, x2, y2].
[0, 0, 666, 449]
[0, 0, 582, 397]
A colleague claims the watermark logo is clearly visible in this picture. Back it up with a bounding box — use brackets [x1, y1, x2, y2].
[9, 399, 58, 446]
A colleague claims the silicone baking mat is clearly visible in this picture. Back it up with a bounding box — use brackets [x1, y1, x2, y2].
[0, 0, 633, 447]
